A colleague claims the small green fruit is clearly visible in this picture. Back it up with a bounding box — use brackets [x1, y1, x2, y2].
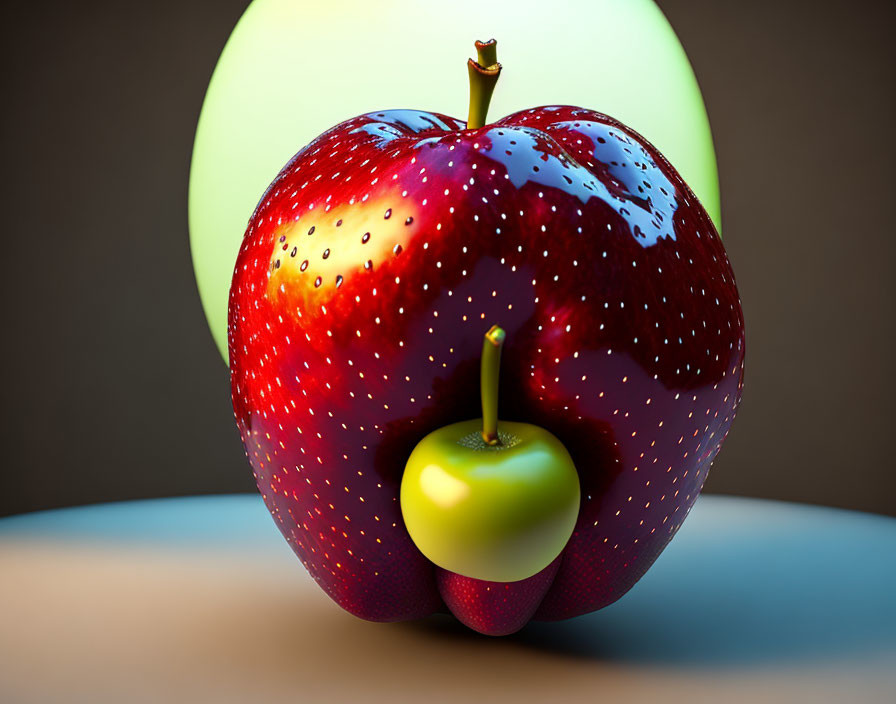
[400, 326, 580, 582]
[401, 419, 580, 583]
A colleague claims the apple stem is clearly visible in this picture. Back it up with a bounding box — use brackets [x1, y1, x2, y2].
[481, 324, 506, 445]
[467, 39, 501, 130]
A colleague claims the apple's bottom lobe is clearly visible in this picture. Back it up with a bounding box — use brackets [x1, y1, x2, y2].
[437, 558, 562, 636]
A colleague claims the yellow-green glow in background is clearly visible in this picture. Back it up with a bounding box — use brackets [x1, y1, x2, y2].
[189, 0, 720, 363]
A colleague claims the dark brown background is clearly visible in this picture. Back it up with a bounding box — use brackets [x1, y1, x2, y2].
[1, 0, 893, 517]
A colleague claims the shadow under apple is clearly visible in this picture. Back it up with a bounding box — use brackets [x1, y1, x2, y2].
[402, 496, 896, 666]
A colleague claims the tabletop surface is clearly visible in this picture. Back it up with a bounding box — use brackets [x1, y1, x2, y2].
[1, 494, 894, 703]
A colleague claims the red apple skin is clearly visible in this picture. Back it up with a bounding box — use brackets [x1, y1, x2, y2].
[228, 106, 745, 634]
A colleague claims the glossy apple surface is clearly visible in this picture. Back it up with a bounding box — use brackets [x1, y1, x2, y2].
[228, 105, 745, 634]
[192, 0, 721, 362]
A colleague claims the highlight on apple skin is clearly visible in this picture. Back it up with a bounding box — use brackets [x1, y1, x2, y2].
[189, 0, 723, 365]
[227, 39, 745, 635]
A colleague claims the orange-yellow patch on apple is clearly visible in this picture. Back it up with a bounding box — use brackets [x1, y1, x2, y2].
[267, 191, 420, 310]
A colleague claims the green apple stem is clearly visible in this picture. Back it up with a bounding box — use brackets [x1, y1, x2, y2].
[467, 39, 501, 130]
[481, 324, 506, 445]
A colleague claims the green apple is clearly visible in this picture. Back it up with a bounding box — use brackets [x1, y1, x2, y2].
[400, 326, 580, 583]
[189, 0, 721, 363]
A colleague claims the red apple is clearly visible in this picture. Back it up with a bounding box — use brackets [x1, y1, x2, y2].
[228, 40, 744, 635]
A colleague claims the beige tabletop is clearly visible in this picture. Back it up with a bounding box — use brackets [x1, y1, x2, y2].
[1, 495, 894, 703]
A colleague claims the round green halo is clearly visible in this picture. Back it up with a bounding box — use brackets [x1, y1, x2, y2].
[189, 0, 721, 363]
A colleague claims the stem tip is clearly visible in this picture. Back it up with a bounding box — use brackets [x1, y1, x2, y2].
[466, 38, 502, 130]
